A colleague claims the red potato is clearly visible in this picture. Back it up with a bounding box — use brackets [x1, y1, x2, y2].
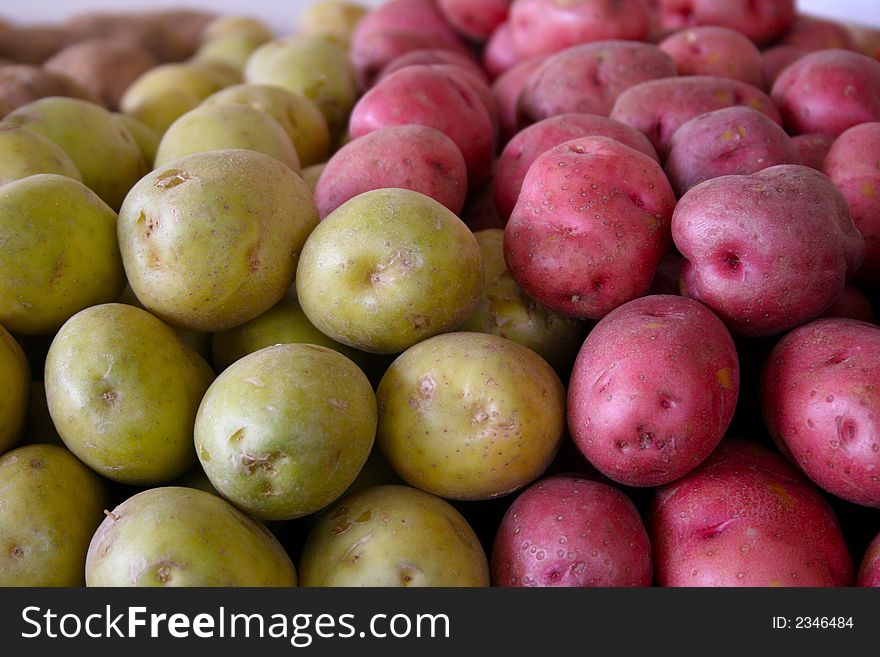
[791, 133, 834, 170]
[314, 125, 468, 218]
[651, 439, 853, 587]
[438, 0, 511, 42]
[609, 76, 781, 157]
[656, 0, 795, 46]
[771, 49, 880, 136]
[491, 57, 544, 143]
[824, 122, 880, 289]
[349, 0, 472, 89]
[673, 165, 865, 337]
[779, 14, 857, 52]
[494, 113, 659, 221]
[664, 106, 802, 196]
[762, 318, 880, 508]
[504, 136, 675, 320]
[761, 45, 809, 89]
[518, 41, 677, 123]
[349, 64, 496, 189]
[859, 533, 880, 586]
[483, 21, 522, 79]
[429, 63, 499, 139]
[491, 474, 652, 587]
[377, 48, 488, 83]
[820, 286, 875, 323]
[508, 0, 651, 59]
[658, 26, 764, 88]
[568, 294, 739, 487]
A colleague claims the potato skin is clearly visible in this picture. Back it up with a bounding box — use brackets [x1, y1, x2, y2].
[568, 295, 739, 487]
[655, 0, 795, 46]
[651, 439, 853, 586]
[658, 26, 763, 87]
[0, 123, 82, 187]
[791, 133, 834, 171]
[761, 318, 880, 508]
[858, 532, 880, 586]
[0, 325, 29, 455]
[672, 165, 865, 337]
[504, 136, 675, 319]
[491, 56, 544, 143]
[491, 474, 651, 587]
[779, 15, 857, 52]
[483, 21, 522, 79]
[438, 0, 511, 42]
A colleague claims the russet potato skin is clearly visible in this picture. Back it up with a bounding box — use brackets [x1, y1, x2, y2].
[299, 484, 489, 587]
[568, 295, 739, 487]
[86, 486, 297, 587]
[504, 136, 675, 320]
[0, 325, 30, 455]
[658, 26, 764, 87]
[762, 318, 880, 508]
[650, 440, 853, 587]
[858, 533, 880, 586]
[491, 474, 652, 587]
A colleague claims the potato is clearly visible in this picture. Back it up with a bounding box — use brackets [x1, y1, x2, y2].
[118, 149, 318, 332]
[426, 63, 500, 137]
[315, 125, 467, 219]
[0, 24, 68, 65]
[154, 103, 300, 171]
[569, 295, 738, 487]
[0, 124, 81, 186]
[491, 56, 544, 143]
[610, 76, 781, 157]
[377, 48, 488, 83]
[491, 474, 651, 586]
[651, 439, 853, 586]
[194, 343, 375, 520]
[518, 41, 676, 123]
[3, 96, 147, 210]
[494, 114, 659, 221]
[112, 113, 159, 168]
[824, 122, 880, 289]
[820, 285, 875, 323]
[483, 21, 522, 79]
[201, 15, 273, 44]
[508, 0, 651, 59]
[0, 325, 29, 455]
[771, 49, 880, 136]
[504, 136, 675, 319]
[672, 165, 864, 336]
[762, 318, 880, 508]
[0, 174, 125, 335]
[664, 106, 802, 196]
[658, 26, 764, 87]
[202, 83, 330, 167]
[86, 487, 296, 586]
[142, 9, 216, 62]
[300, 484, 489, 586]
[761, 45, 809, 89]
[779, 15, 857, 51]
[349, 64, 495, 189]
[296, 188, 483, 354]
[0, 64, 101, 118]
[791, 132, 834, 170]
[859, 533, 880, 586]
[193, 32, 267, 71]
[377, 332, 564, 500]
[297, 1, 368, 47]
[655, 0, 795, 45]
[300, 163, 325, 193]
[45, 303, 214, 485]
[0, 445, 107, 586]
[439, 0, 511, 42]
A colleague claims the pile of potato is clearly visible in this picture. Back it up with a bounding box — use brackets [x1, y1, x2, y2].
[1, 0, 879, 588]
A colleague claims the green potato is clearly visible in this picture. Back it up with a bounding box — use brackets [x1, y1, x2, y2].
[0, 444, 107, 586]
[299, 484, 489, 587]
[0, 174, 126, 334]
[121, 88, 202, 137]
[118, 149, 319, 332]
[2, 97, 147, 210]
[203, 83, 331, 167]
[0, 124, 81, 187]
[194, 343, 377, 521]
[195, 33, 268, 71]
[202, 15, 275, 43]
[45, 303, 215, 485]
[377, 332, 565, 500]
[113, 113, 160, 168]
[300, 163, 325, 193]
[155, 103, 300, 172]
[0, 325, 29, 455]
[86, 486, 297, 587]
[296, 188, 484, 354]
[297, 1, 368, 47]
[459, 229, 586, 374]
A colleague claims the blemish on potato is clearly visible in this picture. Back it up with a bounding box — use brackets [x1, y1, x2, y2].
[716, 368, 734, 389]
[154, 169, 193, 189]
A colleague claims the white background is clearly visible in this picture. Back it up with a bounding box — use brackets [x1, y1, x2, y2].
[0, 0, 878, 33]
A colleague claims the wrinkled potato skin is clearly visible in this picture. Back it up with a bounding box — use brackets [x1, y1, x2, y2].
[0, 325, 29, 455]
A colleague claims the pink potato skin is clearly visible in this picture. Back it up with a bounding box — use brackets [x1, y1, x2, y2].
[761, 318, 880, 508]
[491, 474, 652, 587]
[657, 0, 795, 46]
[672, 165, 865, 337]
[609, 76, 781, 157]
[508, 0, 651, 59]
[491, 57, 545, 144]
[820, 286, 875, 323]
[771, 49, 880, 136]
[483, 22, 522, 79]
[518, 41, 676, 123]
[314, 125, 468, 219]
[377, 49, 487, 83]
[568, 294, 739, 487]
[761, 45, 809, 89]
[659, 26, 764, 88]
[503, 136, 675, 319]
[779, 15, 858, 52]
[438, 0, 511, 42]
[349, 0, 472, 89]
[494, 113, 659, 221]
[858, 533, 880, 586]
[664, 106, 802, 196]
[791, 133, 834, 170]
[824, 122, 880, 289]
[651, 439, 853, 587]
[349, 65, 496, 189]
